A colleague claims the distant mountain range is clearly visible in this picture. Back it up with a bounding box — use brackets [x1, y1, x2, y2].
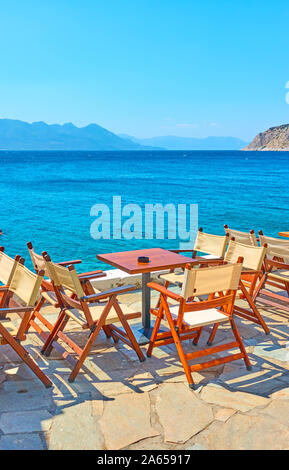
[0, 118, 248, 150]
[119, 134, 248, 150]
[244, 124, 289, 150]
[0, 119, 154, 151]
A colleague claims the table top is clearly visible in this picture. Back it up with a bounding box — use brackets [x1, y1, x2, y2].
[97, 247, 197, 274]
[279, 232, 289, 238]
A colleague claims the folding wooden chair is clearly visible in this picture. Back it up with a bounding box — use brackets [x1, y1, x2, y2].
[224, 225, 258, 246]
[161, 228, 228, 286]
[192, 240, 269, 337]
[147, 261, 251, 389]
[0, 261, 52, 387]
[159, 240, 270, 335]
[40, 254, 145, 382]
[26, 242, 106, 345]
[254, 233, 289, 313]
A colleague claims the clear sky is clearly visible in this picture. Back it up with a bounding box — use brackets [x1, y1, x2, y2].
[0, 0, 289, 141]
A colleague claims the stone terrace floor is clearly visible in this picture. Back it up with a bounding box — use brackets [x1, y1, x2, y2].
[1, 289, 289, 450]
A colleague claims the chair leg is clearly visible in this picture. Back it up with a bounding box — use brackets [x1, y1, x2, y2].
[253, 273, 267, 301]
[229, 317, 251, 370]
[0, 323, 52, 388]
[241, 283, 270, 335]
[207, 323, 219, 345]
[16, 311, 33, 342]
[113, 301, 145, 362]
[162, 298, 195, 389]
[41, 310, 66, 355]
[147, 303, 164, 357]
[193, 327, 202, 346]
[68, 320, 104, 382]
[25, 297, 46, 334]
[147, 312, 162, 357]
[68, 297, 115, 382]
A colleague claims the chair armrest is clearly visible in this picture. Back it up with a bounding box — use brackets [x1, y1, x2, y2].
[82, 284, 136, 301]
[57, 259, 82, 267]
[0, 306, 33, 316]
[147, 282, 183, 302]
[265, 259, 289, 270]
[79, 270, 106, 280]
[169, 249, 194, 253]
[0, 286, 8, 292]
[241, 269, 263, 276]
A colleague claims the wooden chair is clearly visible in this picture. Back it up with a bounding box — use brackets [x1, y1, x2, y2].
[26, 242, 106, 345]
[224, 225, 258, 246]
[161, 228, 229, 286]
[220, 239, 269, 334]
[254, 233, 289, 313]
[0, 261, 52, 387]
[159, 240, 270, 335]
[40, 253, 145, 382]
[147, 261, 251, 389]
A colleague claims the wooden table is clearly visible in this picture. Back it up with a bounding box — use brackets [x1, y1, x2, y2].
[97, 248, 197, 344]
[279, 232, 289, 238]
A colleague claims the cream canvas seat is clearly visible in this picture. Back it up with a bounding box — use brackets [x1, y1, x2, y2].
[65, 301, 137, 327]
[169, 305, 229, 329]
[40, 254, 145, 382]
[224, 225, 258, 246]
[147, 261, 251, 389]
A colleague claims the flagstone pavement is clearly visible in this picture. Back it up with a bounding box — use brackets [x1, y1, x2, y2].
[1, 289, 289, 450]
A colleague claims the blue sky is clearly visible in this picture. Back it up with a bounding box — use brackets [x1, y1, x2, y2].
[0, 0, 289, 140]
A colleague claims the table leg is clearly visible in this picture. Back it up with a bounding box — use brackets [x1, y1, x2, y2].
[142, 272, 151, 330]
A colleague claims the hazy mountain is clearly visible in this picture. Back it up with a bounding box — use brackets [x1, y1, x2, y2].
[119, 134, 248, 150]
[0, 119, 156, 150]
[244, 124, 289, 150]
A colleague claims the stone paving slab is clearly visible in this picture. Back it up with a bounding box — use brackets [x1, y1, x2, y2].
[99, 392, 158, 449]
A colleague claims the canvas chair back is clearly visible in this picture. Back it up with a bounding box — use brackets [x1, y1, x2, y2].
[44, 257, 85, 299]
[194, 230, 228, 258]
[225, 240, 266, 271]
[9, 263, 43, 307]
[181, 262, 242, 300]
[0, 250, 19, 286]
[27, 243, 48, 275]
[258, 233, 289, 262]
[224, 226, 258, 246]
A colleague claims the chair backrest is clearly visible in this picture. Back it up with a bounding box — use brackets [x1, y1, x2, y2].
[43, 255, 85, 299]
[225, 240, 266, 271]
[258, 232, 289, 262]
[193, 229, 228, 258]
[27, 242, 48, 275]
[9, 263, 43, 307]
[181, 262, 242, 300]
[224, 225, 258, 246]
[0, 248, 20, 286]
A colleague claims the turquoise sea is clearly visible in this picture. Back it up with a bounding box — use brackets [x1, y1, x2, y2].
[1, 150, 289, 271]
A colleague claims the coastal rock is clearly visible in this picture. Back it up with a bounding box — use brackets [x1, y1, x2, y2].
[244, 124, 289, 150]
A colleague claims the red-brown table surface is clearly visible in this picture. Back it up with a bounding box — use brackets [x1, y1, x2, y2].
[97, 248, 198, 343]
